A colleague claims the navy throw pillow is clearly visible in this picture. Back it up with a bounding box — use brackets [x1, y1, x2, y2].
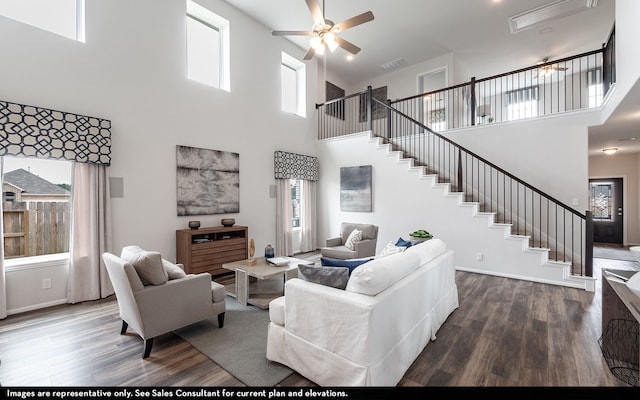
[395, 237, 412, 248]
[321, 257, 373, 276]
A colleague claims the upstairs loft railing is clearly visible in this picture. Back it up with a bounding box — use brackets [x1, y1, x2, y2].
[391, 49, 606, 131]
[314, 35, 619, 277]
[317, 44, 613, 140]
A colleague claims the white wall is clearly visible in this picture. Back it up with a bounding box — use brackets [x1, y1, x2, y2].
[446, 110, 598, 211]
[350, 53, 455, 100]
[589, 153, 640, 245]
[602, 0, 640, 122]
[0, 0, 319, 313]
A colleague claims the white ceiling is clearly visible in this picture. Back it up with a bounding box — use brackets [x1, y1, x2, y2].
[223, 0, 640, 155]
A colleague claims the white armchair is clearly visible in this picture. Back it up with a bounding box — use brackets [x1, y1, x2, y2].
[320, 222, 379, 260]
[102, 247, 226, 358]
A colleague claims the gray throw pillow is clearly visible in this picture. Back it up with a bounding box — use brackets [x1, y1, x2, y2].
[121, 245, 168, 286]
[162, 259, 188, 280]
[298, 263, 349, 290]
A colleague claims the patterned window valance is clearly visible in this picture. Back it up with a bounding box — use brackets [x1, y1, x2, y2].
[274, 151, 318, 181]
[0, 100, 111, 165]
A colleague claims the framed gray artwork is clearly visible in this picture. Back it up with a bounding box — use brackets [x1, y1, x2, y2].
[176, 145, 239, 216]
[340, 165, 372, 212]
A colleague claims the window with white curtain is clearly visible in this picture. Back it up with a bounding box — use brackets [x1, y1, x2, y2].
[290, 179, 302, 228]
[0, 0, 85, 42]
[186, 0, 230, 91]
[505, 86, 539, 121]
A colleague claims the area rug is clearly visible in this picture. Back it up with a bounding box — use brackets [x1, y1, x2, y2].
[174, 299, 292, 386]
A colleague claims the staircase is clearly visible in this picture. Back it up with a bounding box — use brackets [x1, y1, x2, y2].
[316, 89, 596, 291]
[364, 132, 595, 291]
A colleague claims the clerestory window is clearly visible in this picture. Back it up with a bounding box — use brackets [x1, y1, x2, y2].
[281, 52, 306, 117]
[186, 0, 230, 91]
[0, 0, 85, 42]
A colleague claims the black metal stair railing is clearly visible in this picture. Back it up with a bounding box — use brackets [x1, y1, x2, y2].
[316, 89, 593, 277]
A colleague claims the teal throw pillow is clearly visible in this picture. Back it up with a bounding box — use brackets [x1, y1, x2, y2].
[395, 237, 412, 248]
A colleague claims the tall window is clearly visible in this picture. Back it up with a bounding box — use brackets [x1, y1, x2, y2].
[2, 157, 72, 260]
[281, 52, 306, 117]
[505, 86, 539, 121]
[0, 0, 85, 42]
[186, 0, 230, 91]
[290, 179, 302, 228]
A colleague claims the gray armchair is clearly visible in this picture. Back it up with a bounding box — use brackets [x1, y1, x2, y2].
[102, 250, 226, 358]
[320, 222, 379, 260]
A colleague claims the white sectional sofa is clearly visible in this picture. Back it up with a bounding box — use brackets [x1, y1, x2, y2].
[266, 238, 459, 386]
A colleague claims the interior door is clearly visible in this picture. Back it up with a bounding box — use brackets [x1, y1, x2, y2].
[590, 178, 623, 244]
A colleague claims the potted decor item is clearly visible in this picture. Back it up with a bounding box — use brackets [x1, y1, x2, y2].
[246, 238, 257, 266]
[409, 229, 433, 244]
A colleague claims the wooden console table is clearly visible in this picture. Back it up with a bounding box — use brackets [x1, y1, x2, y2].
[176, 225, 248, 277]
[600, 268, 640, 386]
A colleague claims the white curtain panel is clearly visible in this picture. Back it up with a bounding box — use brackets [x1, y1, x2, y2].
[275, 179, 293, 257]
[68, 162, 114, 303]
[0, 157, 6, 319]
[300, 179, 317, 253]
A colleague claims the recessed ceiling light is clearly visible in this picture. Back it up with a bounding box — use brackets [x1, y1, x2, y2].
[603, 148, 618, 155]
[346, 55, 354, 61]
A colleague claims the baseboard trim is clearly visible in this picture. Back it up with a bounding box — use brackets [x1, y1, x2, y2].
[7, 298, 68, 316]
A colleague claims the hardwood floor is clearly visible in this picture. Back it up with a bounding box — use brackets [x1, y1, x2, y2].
[0, 255, 636, 388]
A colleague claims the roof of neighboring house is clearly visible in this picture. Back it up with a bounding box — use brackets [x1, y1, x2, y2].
[3, 168, 70, 195]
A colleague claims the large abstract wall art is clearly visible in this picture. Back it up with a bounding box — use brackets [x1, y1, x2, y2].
[176, 145, 239, 216]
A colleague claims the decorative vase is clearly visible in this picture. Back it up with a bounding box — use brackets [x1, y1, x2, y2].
[265, 244, 274, 259]
[188, 221, 200, 230]
[221, 218, 235, 227]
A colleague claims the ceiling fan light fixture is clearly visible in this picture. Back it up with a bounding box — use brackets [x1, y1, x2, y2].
[324, 32, 339, 52]
[309, 36, 322, 50]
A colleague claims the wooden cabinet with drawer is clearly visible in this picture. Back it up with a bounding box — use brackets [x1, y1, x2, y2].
[176, 226, 248, 277]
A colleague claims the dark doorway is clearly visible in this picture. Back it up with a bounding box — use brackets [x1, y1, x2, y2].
[590, 178, 623, 244]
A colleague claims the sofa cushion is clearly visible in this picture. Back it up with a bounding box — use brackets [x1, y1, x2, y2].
[345, 250, 422, 296]
[121, 245, 168, 286]
[320, 245, 355, 259]
[321, 257, 373, 276]
[299, 264, 350, 290]
[344, 228, 362, 250]
[404, 238, 447, 266]
[162, 259, 188, 280]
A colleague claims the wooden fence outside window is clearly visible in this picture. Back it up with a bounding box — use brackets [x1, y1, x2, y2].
[2, 201, 70, 259]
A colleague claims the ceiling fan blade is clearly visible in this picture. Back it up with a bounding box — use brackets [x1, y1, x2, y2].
[331, 11, 374, 32]
[334, 36, 361, 55]
[306, 0, 325, 26]
[272, 30, 316, 36]
[303, 47, 315, 60]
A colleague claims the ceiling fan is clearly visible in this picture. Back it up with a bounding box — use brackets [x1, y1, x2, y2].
[534, 58, 569, 79]
[271, 0, 374, 60]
